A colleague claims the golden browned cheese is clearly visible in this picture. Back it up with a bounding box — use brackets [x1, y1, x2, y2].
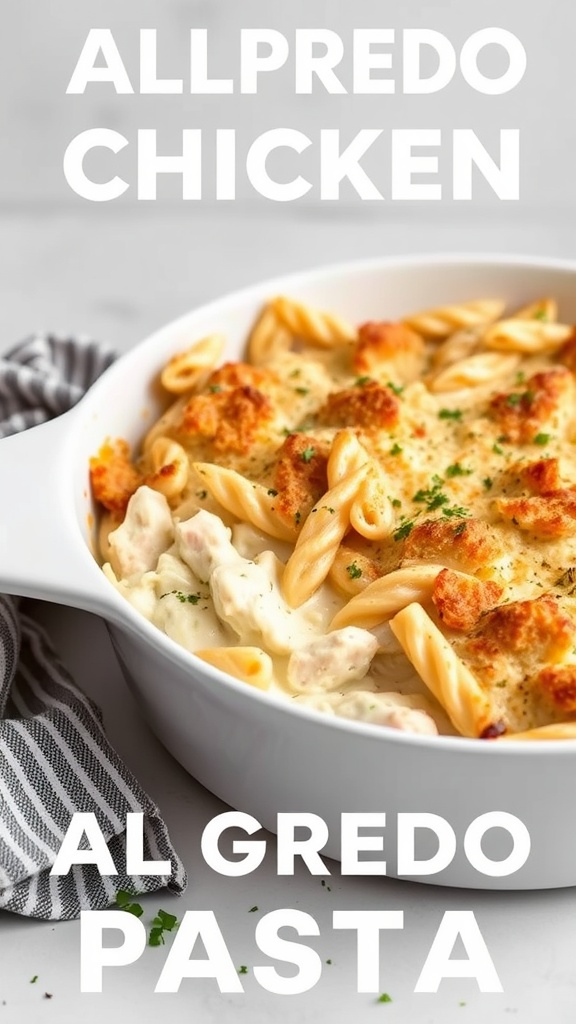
[90, 440, 141, 513]
[317, 380, 400, 431]
[455, 596, 576, 733]
[353, 321, 424, 374]
[177, 385, 274, 455]
[403, 518, 504, 576]
[496, 490, 576, 538]
[432, 568, 503, 632]
[489, 367, 574, 443]
[515, 457, 562, 494]
[272, 433, 330, 526]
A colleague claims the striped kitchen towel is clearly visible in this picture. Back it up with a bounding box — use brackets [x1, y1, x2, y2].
[0, 333, 187, 919]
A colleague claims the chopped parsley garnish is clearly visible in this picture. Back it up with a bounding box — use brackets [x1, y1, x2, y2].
[377, 993, 393, 1003]
[289, 368, 301, 378]
[393, 520, 414, 541]
[446, 463, 472, 478]
[160, 590, 202, 604]
[438, 408, 462, 421]
[534, 308, 548, 320]
[442, 505, 469, 519]
[506, 393, 522, 407]
[413, 476, 448, 511]
[483, 477, 493, 490]
[322, 506, 336, 514]
[534, 432, 550, 446]
[390, 443, 403, 456]
[355, 375, 372, 387]
[238, 966, 249, 975]
[386, 381, 404, 396]
[116, 890, 144, 917]
[282, 423, 313, 436]
[516, 371, 526, 384]
[391, 498, 402, 508]
[507, 390, 534, 407]
[295, 387, 309, 395]
[492, 443, 504, 455]
[301, 446, 316, 463]
[208, 384, 222, 393]
[346, 562, 363, 580]
[453, 521, 468, 536]
[267, 488, 278, 496]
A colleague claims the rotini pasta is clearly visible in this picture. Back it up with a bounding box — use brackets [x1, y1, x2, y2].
[192, 462, 299, 542]
[247, 303, 293, 364]
[403, 299, 505, 339]
[272, 295, 357, 347]
[196, 647, 274, 690]
[389, 602, 493, 738]
[160, 334, 225, 393]
[483, 319, 573, 353]
[281, 464, 369, 608]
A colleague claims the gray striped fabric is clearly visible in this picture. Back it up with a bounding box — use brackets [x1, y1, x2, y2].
[0, 334, 187, 919]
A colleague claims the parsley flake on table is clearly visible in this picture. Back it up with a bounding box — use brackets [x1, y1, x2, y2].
[249, 906, 259, 913]
[30, 976, 38, 984]
[238, 966, 249, 975]
[377, 993, 393, 1003]
[149, 909, 179, 946]
[115, 890, 143, 917]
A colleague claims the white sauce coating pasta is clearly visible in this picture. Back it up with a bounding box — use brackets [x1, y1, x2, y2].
[92, 293, 576, 740]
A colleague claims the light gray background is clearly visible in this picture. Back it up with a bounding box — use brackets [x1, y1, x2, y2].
[1, 2, 576, 1022]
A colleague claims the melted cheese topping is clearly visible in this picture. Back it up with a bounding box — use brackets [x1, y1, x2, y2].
[92, 299, 576, 739]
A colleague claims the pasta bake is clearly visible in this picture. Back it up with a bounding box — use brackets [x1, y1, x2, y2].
[90, 293, 576, 741]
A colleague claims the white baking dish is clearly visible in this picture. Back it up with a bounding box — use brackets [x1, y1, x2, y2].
[3, 254, 576, 890]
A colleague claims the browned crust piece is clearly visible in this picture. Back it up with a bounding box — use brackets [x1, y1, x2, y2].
[177, 385, 274, 455]
[90, 440, 141, 514]
[272, 433, 330, 524]
[317, 380, 400, 431]
[489, 367, 573, 444]
[353, 321, 423, 374]
[432, 568, 503, 632]
[403, 518, 503, 575]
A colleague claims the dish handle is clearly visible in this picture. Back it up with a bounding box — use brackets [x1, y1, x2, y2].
[0, 411, 109, 613]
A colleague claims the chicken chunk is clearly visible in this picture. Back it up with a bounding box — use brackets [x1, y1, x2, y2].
[108, 486, 173, 579]
[287, 627, 379, 692]
[176, 509, 242, 581]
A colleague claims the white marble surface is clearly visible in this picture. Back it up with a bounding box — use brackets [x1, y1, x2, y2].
[1, 207, 576, 1023]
